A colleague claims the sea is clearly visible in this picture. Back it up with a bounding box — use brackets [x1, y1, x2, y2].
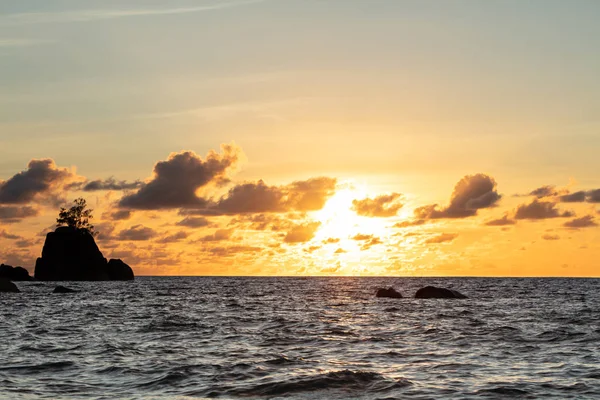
[1, 277, 600, 399]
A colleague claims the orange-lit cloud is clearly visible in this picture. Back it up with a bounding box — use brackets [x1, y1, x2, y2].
[415, 174, 500, 219]
[351, 193, 403, 217]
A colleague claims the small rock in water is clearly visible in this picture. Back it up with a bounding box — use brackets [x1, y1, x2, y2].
[415, 286, 467, 299]
[53, 285, 78, 293]
[376, 287, 403, 298]
[0, 278, 20, 293]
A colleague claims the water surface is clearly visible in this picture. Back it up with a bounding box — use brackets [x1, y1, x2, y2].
[1, 277, 599, 399]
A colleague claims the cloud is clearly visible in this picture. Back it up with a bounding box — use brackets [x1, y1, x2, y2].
[526, 186, 600, 203]
[0, 206, 39, 222]
[351, 233, 374, 241]
[415, 174, 500, 219]
[70, 178, 143, 192]
[117, 225, 157, 241]
[176, 217, 211, 228]
[352, 193, 403, 217]
[212, 177, 336, 215]
[393, 219, 426, 228]
[564, 215, 597, 228]
[559, 191, 587, 203]
[0, 159, 79, 204]
[200, 229, 234, 242]
[0, 0, 268, 26]
[588, 189, 600, 203]
[156, 231, 189, 243]
[514, 200, 574, 220]
[119, 144, 242, 210]
[484, 214, 516, 226]
[0, 230, 23, 240]
[102, 210, 132, 221]
[425, 233, 458, 244]
[284, 222, 321, 244]
[208, 245, 262, 257]
[528, 185, 565, 198]
[334, 248, 347, 254]
[322, 237, 340, 244]
[542, 234, 560, 241]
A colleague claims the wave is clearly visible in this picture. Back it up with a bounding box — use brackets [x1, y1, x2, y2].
[229, 370, 412, 396]
[0, 361, 75, 373]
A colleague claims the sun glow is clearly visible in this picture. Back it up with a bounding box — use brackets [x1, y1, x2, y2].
[312, 184, 390, 243]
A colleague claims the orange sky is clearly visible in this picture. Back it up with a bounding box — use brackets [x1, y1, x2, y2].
[1, 1, 599, 276]
[0, 145, 599, 276]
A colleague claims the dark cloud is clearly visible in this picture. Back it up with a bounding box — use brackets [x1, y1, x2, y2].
[425, 233, 458, 244]
[564, 215, 597, 228]
[102, 209, 132, 221]
[415, 174, 500, 219]
[156, 231, 188, 243]
[15, 238, 36, 248]
[559, 191, 587, 203]
[0, 159, 79, 204]
[514, 200, 574, 220]
[0, 205, 39, 222]
[352, 193, 403, 217]
[199, 229, 233, 242]
[588, 189, 600, 203]
[526, 186, 600, 203]
[117, 225, 157, 241]
[70, 178, 143, 192]
[176, 217, 211, 228]
[484, 214, 516, 226]
[283, 222, 321, 244]
[529, 185, 563, 198]
[0, 229, 23, 240]
[542, 234, 560, 241]
[212, 177, 336, 215]
[119, 144, 242, 210]
[95, 222, 116, 242]
[393, 219, 426, 228]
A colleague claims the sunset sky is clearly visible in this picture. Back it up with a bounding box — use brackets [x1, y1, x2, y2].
[1, 0, 599, 276]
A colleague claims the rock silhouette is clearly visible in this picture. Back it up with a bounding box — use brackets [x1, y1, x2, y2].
[34, 226, 134, 281]
[376, 287, 403, 298]
[0, 278, 20, 293]
[106, 259, 134, 281]
[53, 285, 78, 293]
[0, 264, 32, 281]
[415, 286, 467, 299]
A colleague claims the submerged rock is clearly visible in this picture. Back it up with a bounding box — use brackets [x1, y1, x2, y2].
[0, 264, 32, 281]
[53, 285, 78, 293]
[376, 287, 403, 298]
[0, 278, 20, 293]
[414, 286, 467, 299]
[34, 226, 134, 281]
[106, 259, 134, 281]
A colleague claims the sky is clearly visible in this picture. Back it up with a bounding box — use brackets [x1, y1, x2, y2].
[1, 0, 599, 276]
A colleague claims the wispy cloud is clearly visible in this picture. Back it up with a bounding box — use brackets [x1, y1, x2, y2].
[0, 0, 267, 26]
[0, 38, 53, 48]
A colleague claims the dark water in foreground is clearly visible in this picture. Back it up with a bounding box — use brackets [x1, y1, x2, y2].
[1, 277, 600, 399]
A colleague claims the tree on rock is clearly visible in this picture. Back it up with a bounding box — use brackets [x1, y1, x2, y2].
[57, 198, 97, 236]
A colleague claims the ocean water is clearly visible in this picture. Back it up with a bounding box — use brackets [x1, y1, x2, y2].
[1, 277, 600, 399]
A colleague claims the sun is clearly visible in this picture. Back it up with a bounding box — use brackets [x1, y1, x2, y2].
[311, 183, 389, 242]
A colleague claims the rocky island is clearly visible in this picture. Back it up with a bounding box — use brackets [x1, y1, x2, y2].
[1, 198, 134, 285]
[34, 226, 133, 281]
